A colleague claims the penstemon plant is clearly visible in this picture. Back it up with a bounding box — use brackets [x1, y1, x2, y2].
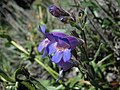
[0, 0, 120, 90]
[38, 5, 103, 89]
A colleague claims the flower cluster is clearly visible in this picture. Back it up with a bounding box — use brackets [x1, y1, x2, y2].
[38, 25, 79, 71]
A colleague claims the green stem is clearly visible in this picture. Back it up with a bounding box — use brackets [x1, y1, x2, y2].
[11, 40, 59, 80]
[34, 58, 58, 79]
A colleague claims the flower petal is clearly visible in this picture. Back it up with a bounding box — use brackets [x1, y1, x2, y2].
[52, 32, 68, 38]
[38, 41, 45, 52]
[51, 51, 63, 63]
[45, 33, 56, 42]
[38, 25, 46, 34]
[63, 49, 71, 62]
[57, 60, 73, 71]
[65, 36, 79, 50]
[42, 48, 47, 58]
[48, 42, 56, 55]
[62, 61, 73, 71]
[57, 39, 70, 48]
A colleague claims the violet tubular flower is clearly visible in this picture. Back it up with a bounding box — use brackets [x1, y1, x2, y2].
[48, 5, 76, 24]
[48, 5, 69, 18]
[38, 25, 79, 71]
[38, 25, 51, 58]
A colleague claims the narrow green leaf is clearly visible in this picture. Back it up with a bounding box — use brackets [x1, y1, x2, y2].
[20, 81, 36, 90]
[0, 69, 15, 82]
[11, 41, 29, 55]
[97, 53, 113, 66]
[100, 61, 115, 71]
[30, 80, 48, 90]
[93, 43, 103, 61]
[34, 57, 59, 80]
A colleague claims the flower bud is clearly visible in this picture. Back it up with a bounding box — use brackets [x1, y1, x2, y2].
[48, 5, 76, 24]
[48, 5, 69, 17]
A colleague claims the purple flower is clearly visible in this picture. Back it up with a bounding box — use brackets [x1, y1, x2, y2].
[38, 25, 79, 71]
[48, 5, 69, 18]
[48, 5, 76, 24]
[57, 59, 73, 71]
